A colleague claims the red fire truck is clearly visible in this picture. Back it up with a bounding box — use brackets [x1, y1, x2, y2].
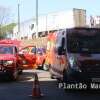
[0, 39, 22, 80]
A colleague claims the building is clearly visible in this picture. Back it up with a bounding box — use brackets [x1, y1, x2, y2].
[13, 8, 87, 40]
[93, 16, 100, 28]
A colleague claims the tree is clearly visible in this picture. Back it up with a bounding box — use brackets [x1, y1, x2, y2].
[2, 23, 16, 33]
[0, 6, 12, 39]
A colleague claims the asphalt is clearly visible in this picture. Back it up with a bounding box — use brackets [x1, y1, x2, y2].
[0, 70, 100, 100]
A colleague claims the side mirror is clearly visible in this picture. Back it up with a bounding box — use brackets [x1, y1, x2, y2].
[18, 50, 28, 54]
[57, 46, 66, 55]
[57, 37, 66, 55]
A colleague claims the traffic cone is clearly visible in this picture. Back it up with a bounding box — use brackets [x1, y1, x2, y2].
[30, 72, 43, 98]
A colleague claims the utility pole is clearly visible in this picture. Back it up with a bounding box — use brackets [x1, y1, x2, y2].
[18, 1, 20, 39]
[36, 0, 38, 38]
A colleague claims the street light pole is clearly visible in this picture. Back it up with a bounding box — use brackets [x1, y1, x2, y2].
[36, 0, 38, 38]
[18, 1, 20, 39]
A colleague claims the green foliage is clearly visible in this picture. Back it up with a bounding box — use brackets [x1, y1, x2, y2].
[0, 23, 16, 39]
[0, 33, 7, 40]
[1, 23, 16, 33]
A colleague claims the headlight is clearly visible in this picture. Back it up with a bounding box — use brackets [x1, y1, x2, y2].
[69, 56, 75, 67]
[69, 56, 81, 72]
[4, 60, 14, 66]
[22, 60, 27, 64]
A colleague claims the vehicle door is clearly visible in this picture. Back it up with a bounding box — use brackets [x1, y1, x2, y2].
[18, 45, 36, 69]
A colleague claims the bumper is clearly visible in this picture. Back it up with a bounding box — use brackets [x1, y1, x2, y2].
[64, 68, 91, 83]
[0, 70, 10, 79]
[0, 71, 7, 75]
[0, 67, 15, 76]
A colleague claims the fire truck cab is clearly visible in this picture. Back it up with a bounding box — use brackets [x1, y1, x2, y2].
[0, 39, 22, 80]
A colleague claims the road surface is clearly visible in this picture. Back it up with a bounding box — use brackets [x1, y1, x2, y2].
[0, 70, 100, 100]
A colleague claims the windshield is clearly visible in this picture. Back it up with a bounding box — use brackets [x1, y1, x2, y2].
[67, 28, 100, 53]
[0, 46, 14, 54]
[31, 47, 36, 53]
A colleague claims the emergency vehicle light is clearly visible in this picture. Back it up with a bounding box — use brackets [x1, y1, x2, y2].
[0, 39, 21, 46]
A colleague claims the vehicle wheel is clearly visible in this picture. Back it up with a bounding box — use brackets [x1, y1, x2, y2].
[43, 64, 49, 71]
[17, 64, 23, 75]
[50, 75, 55, 79]
[63, 66, 75, 83]
[63, 69, 68, 83]
[8, 70, 18, 81]
[18, 69, 23, 75]
[37, 65, 43, 70]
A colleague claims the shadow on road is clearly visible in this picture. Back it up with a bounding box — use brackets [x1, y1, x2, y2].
[0, 69, 43, 83]
[0, 70, 100, 100]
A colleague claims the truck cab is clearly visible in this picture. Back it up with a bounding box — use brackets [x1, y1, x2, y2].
[0, 39, 22, 80]
[63, 28, 100, 83]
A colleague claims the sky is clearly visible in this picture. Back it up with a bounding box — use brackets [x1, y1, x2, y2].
[0, 0, 100, 23]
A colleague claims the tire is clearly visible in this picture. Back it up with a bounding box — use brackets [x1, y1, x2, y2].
[63, 66, 74, 83]
[8, 70, 18, 81]
[63, 69, 68, 83]
[17, 64, 23, 75]
[18, 69, 23, 75]
[37, 65, 43, 70]
[12, 71, 18, 80]
[43, 64, 49, 71]
[50, 74, 55, 79]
